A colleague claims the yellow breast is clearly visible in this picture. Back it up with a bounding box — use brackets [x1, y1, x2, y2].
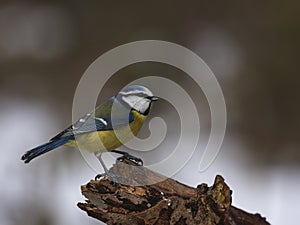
[65, 110, 147, 153]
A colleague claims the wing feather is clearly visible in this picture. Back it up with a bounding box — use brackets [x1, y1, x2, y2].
[51, 97, 134, 140]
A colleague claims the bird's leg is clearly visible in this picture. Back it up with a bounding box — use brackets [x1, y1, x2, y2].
[111, 150, 143, 166]
[94, 152, 119, 184]
[94, 152, 108, 180]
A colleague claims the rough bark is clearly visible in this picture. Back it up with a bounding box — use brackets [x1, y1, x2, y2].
[78, 159, 270, 225]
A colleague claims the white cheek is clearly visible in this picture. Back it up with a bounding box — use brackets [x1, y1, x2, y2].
[138, 101, 150, 114]
[122, 96, 150, 113]
[122, 95, 143, 108]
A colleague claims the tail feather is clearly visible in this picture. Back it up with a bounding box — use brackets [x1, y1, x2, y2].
[21, 136, 73, 163]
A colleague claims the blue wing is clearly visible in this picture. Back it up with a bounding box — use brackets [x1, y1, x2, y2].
[50, 97, 134, 141]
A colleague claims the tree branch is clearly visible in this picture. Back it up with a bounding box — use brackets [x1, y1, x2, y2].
[78, 159, 270, 225]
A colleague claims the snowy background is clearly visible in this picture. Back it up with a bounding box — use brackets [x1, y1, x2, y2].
[1, 1, 299, 225]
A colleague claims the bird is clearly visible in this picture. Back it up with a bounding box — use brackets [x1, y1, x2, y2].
[21, 85, 158, 180]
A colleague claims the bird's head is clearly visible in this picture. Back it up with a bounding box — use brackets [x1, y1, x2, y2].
[117, 85, 158, 115]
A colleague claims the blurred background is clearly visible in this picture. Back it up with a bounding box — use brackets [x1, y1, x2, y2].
[1, 1, 299, 225]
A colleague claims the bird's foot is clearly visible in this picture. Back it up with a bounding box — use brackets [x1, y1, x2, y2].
[95, 173, 104, 180]
[95, 172, 120, 185]
[111, 150, 144, 166]
[117, 155, 143, 166]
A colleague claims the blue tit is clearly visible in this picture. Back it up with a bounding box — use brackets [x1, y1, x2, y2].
[21, 85, 158, 176]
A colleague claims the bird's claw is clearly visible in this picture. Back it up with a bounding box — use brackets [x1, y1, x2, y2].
[111, 150, 144, 166]
[117, 155, 143, 166]
[95, 172, 120, 185]
[95, 173, 103, 180]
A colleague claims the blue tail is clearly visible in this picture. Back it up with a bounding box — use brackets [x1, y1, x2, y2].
[21, 136, 73, 163]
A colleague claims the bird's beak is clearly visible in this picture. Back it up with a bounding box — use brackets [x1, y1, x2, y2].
[151, 96, 159, 101]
